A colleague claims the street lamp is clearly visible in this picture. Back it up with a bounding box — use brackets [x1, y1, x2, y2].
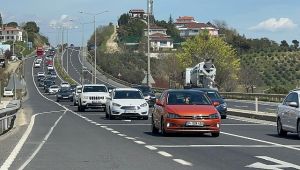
[80, 10, 108, 84]
[147, 0, 151, 86]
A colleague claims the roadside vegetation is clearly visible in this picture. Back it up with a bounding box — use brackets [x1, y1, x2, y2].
[54, 56, 77, 85]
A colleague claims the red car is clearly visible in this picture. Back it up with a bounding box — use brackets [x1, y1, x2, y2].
[46, 60, 53, 66]
[152, 89, 221, 137]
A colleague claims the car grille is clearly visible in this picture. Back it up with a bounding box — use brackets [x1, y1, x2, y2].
[121, 106, 140, 110]
[179, 115, 210, 119]
[89, 96, 104, 100]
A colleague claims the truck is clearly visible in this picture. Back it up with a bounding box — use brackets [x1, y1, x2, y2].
[184, 59, 217, 89]
[36, 46, 44, 56]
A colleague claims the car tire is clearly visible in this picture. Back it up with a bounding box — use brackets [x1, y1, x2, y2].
[81, 106, 85, 112]
[74, 100, 77, 106]
[78, 105, 81, 112]
[142, 116, 148, 120]
[108, 107, 114, 120]
[297, 120, 300, 139]
[277, 118, 287, 137]
[151, 117, 159, 134]
[160, 118, 168, 136]
[56, 99, 59, 102]
[211, 132, 220, 137]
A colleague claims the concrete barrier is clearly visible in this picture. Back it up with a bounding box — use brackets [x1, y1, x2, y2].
[0, 100, 21, 135]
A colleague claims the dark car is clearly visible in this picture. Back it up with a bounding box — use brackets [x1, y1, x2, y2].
[37, 75, 45, 82]
[70, 85, 77, 93]
[56, 88, 73, 102]
[132, 85, 156, 107]
[44, 80, 55, 92]
[191, 88, 227, 119]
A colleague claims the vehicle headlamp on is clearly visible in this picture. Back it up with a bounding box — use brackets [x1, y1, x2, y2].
[209, 113, 220, 119]
[167, 113, 181, 119]
[140, 103, 148, 107]
[112, 103, 121, 107]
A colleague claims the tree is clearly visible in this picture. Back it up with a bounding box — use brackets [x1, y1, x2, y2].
[23, 21, 39, 33]
[0, 13, 3, 26]
[176, 31, 240, 90]
[292, 40, 299, 49]
[239, 65, 263, 93]
[118, 13, 130, 26]
[280, 40, 289, 48]
[6, 22, 18, 27]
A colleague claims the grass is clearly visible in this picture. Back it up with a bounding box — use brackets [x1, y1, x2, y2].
[54, 55, 77, 85]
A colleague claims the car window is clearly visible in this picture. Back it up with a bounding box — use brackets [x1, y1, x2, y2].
[284, 93, 294, 105]
[291, 93, 299, 105]
[206, 91, 221, 99]
[113, 91, 143, 99]
[83, 86, 107, 92]
[167, 91, 211, 105]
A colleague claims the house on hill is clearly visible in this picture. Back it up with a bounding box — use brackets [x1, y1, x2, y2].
[144, 25, 173, 51]
[0, 26, 23, 43]
[175, 16, 219, 37]
[129, 9, 147, 19]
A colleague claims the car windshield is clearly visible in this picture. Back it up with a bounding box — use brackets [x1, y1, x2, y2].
[206, 91, 221, 99]
[50, 86, 59, 88]
[114, 91, 143, 99]
[83, 86, 107, 92]
[167, 91, 211, 105]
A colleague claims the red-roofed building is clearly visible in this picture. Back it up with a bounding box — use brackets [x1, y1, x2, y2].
[0, 26, 23, 42]
[129, 9, 148, 19]
[144, 25, 173, 51]
[175, 16, 219, 37]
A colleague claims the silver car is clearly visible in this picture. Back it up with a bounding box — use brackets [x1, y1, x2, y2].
[277, 90, 300, 138]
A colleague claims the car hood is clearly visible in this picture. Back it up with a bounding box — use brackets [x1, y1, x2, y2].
[112, 99, 147, 106]
[58, 92, 72, 95]
[165, 105, 217, 115]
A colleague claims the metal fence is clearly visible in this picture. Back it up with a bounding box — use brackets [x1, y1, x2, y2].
[220, 92, 285, 103]
[0, 100, 21, 134]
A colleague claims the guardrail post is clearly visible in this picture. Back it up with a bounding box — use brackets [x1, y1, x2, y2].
[255, 97, 258, 114]
[0, 119, 3, 134]
[4, 117, 8, 131]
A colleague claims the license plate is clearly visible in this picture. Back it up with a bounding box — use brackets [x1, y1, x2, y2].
[92, 101, 100, 103]
[186, 121, 204, 127]
[63, 97, 68, 99]
[125, 110, 137, 113]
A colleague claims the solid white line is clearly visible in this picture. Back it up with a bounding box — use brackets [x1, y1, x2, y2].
[134, 141, 146, 144]
[125, 137, 135, 140]
[151, 145, 300, 148]
[221, 131, 300, 151]
[227, 115, 276, 126]
[122, 120, 132, 122]
[157, 151, 173, 157]
[173, 159, 193, 166]
[145, 145, 158, 150]
[18, 111, 67, 170]
[233, 105, 248, 108]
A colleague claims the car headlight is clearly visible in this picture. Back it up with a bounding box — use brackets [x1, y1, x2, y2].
[209, 113, 220, 119]
[83, 96, 89, 99]
[140, 103, 148, 107]
[220, 103, 227, 108]
[167, 113, 181, 119]
[112, 103, 121, 107]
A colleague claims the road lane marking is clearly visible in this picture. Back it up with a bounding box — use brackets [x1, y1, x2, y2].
[111, 131, 120, 134]
[105, 128, 114, 131]
[97, 124, 150, 126]
[246, 156, 300, 169]
[117, 134, 127, 137]
[134, 141, 146, 144]
[227, 115, 276, 126]
[125, 137, 135, 140]
[221, 131, 300, 151]
[157, 151, 173, 157]
[122, 120, 132, 122]
[233, 105, 249, 108]
[222, 124, 267, 126]
[173, 159, 193, 166]
[151, 145, 300, 148]
[145, 145, 158, 150]
[100, 126, 107, 128]
[95, 123, 101, 126]
[17, 110, 67, 170]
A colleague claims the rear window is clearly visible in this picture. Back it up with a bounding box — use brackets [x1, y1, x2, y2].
[114, 91, 143, 99]
[167, 91, 211, 105]
[206, 91, 221, 99]
[83, 86, 107, 92]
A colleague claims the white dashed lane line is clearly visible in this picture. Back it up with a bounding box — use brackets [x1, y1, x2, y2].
[158, 151, 173, 157]
[173, 159, 193, 166]
[134, 141, 146, 145]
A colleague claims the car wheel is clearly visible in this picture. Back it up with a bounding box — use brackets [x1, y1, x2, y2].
[142, 116, 148, 120]
[74, 100, 77, 106]
[277, 118, 287, 137]
[56, 99, 59, 102]
[81, 106, 85, 112]
[151, 117, 159, 134]
[160, 117, 168, 136]
[109, 107, 114, 120]
[297, 120, 300, 139]
[211, 132, 220, 137]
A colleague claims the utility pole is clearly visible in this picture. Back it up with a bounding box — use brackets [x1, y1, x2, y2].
[94, 15, 97, 84]
[66, 28, 69, 73]
[147, 0, 151, 86]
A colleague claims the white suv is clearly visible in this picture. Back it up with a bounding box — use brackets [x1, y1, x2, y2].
[277, 90, 300, 138]
[78, 84, 109, 112]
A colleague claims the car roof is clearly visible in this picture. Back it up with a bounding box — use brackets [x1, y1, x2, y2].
[115, 88, 140, 91]
[83, 84, 106, 87]
[166, 89, 206, 94]
[190, 88, 218, 92]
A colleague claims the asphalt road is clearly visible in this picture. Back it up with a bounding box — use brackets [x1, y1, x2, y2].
[0, 50, 299, 170]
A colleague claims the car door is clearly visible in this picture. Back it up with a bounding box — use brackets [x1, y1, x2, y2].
[153, 92, 166, 127]
[280, 93, 293, 129]
[289, 93, 299, 132]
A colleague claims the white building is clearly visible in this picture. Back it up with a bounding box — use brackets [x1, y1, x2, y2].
[0, 26, 23, 43]
[144, 25, 173, 51]
[175, 16, 219, 37]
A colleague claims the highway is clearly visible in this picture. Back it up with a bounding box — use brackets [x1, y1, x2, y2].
[0, 50, 299, 170]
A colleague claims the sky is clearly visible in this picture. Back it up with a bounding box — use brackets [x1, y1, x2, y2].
[1, 0, 300, 46]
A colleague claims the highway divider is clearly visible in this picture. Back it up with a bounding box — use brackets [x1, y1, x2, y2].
[54, 53, 77, 85]
[0, 100, 21, 135]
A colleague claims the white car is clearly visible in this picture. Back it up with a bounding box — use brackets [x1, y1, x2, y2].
[36, 57, 43, 63]
[48, 85, 60, 94]
[37, 72, 45, 77]
[60, 82, 71, 88]
[73, 85, 82, 106]
[34, 61, 41, 68]
[47, 65, 54, 70]
[78, 84, 109, 112]
[106, 88, 149, 120]
[277, 90, 300, 138]
[3, 87, 13, 97]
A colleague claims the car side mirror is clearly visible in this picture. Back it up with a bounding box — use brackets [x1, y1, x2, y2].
[109, 89, 112, 93]
[213, 101, 220, 107]
[288, 102, 298, 108]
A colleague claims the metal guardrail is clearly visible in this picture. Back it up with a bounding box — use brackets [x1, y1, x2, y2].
[220, 92, 285, 103]
[0, 100, 21, 134]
